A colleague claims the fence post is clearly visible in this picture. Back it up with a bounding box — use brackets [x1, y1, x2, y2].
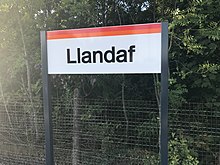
[72, 88, 80, 165]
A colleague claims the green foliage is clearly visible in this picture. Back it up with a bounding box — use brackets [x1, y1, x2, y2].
[169, 78, 188, 108]
[1, 0, 219, 103]
[169, 134, 199, 165]
[0, 0, 43, 95]
[169, 0, 220, 102]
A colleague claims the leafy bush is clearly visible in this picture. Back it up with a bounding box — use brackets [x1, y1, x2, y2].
[169, 134, 199, 165]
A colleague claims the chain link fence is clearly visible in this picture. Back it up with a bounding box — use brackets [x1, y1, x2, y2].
[0, 96, 219, 164]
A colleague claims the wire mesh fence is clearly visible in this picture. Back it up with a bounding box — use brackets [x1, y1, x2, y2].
[0, 96, 219, 164]
[52, 98, 159, 165]
[0, 96, 45, 165]
[169, 102, 220, 165]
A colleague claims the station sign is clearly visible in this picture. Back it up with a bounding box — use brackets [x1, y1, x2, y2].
[47, 23, 162, 74]
[42, 22, 168, 165]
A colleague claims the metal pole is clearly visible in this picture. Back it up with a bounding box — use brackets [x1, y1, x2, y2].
[41, 31, 55, 165]
[160, 22, 169, 165]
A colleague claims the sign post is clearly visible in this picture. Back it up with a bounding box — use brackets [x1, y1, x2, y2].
[41, 22, 168, 165]
[160, 22, 169, 165]
[41, 31, 54, 165]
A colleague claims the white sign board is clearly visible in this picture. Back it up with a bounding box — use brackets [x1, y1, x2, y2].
[47, 23, 162, 74]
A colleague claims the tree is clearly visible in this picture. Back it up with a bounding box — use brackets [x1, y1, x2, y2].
[169, 0, 220, 103]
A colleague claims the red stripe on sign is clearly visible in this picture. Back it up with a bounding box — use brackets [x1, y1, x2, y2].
[47, 23, 161, 40]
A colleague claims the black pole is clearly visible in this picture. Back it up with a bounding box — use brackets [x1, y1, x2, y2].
[41, 31, 55, 165]
[160, 22, 169, 165]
